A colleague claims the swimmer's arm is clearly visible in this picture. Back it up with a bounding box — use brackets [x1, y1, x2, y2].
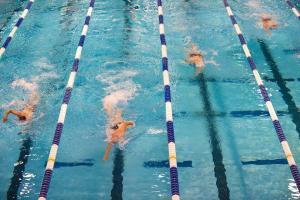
[9, 110, 25, 118]
[2, 110, 25, 122]
[103, 143, 112, 161]
[3, 110, 12, 122]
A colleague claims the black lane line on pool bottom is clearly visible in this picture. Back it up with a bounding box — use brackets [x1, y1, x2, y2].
[144, 160, 193, 168]
[185, 76, 300, 85]
[264, 77, 295, 82]
[242, 158, 287, 165]
[173, 110, 289, 118]
[258, 39, 300, 139]
[121, 0, 134, 57]
[283, 48, 300, 54]
[7, 136, 32, 200]
[198, 73, 230, 200]
[111, 149, 124, 200]
[44, 161, 94, 168]
[110, 0, 133, 199]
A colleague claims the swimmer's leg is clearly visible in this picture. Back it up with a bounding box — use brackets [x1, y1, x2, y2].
[2, 110, 25, 122]
[103, 143, 113, 161]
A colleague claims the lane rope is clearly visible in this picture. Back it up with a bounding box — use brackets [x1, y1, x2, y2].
[285, 0, 300, 19]
[38, 0, 95, 199]
[0, 0, 34, 59]
[223, 0, 300, 192]
[156, 0, 180, 199]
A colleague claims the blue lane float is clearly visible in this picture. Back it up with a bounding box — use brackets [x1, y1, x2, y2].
[156, 0, 180, 199]
[223, 0, 300, 192]
[0, 0, 34, 59]
[38, 0, 95, 199]
[285, 0, 300, 19]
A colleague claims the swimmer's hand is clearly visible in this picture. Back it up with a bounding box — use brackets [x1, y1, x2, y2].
[2, 116, 8, 123]
[2, 110, 11, 123]
[125, 121, 135, 127]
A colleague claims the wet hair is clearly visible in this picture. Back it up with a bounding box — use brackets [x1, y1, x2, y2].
[190, 53, 202, 57]
[262, 17, 272, 22]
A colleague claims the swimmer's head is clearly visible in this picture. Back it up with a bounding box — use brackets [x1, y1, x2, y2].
[262, 17, 272, 22]
[111, 122, 122, 130]
[110, 121, 134, 130]
[189, 53, 202, 58]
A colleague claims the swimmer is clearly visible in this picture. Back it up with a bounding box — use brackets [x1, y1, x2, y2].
[2, 80, 39, 123]
[102, 94, 135, 160]
[103, 118, 134, 160]
[186, 44, 205, 76]
[261, 16, 278, 33]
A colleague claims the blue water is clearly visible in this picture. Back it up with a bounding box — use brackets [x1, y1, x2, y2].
[0, 0, 300, 199]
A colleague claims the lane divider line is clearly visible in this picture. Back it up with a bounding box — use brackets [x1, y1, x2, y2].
[0, 0, 34, 59]
[285, 0, 300, 19]
[156, 0, 180, 199]
[38, 0, 95, 199]
[223, 0, 300, 192]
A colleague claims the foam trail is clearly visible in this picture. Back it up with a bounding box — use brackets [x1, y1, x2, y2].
[32, 72, 58, 82]
[11, 79, 38, 92]
[98, 68, 139, 145]
[10, 79, 39, 107]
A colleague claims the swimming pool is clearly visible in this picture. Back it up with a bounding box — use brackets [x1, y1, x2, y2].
[0, 0, 300, 199]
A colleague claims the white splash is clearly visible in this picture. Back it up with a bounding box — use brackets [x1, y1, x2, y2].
[11, 79, 38, 92]
[146, 128, 164, 135]
[97, 67, 140, 147]
[33, 57, 54, 70]
[245, 0, 261, 9]
[32, 72, 58, 82]
[288, 179, 300, 199]
[98, 68, 140, 110]
[96, 69, 138, 86]
[103, 88, 137, 112]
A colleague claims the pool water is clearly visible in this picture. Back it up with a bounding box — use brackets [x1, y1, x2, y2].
[0, 0, 300, 199]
